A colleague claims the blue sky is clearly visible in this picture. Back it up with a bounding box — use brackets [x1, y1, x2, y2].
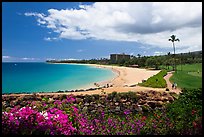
[2, 2, 202, 62]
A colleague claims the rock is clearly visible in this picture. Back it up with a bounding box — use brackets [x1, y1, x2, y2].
[145, 97, 151, 101]
[76, 98, 83, 103]
[101, 95, 106, 99]
[82, 106, 88, 112]
[2, 101, 10, 107]
[165, 101, 170, 104]
[151, 90, 156, 95]
[91, 110, 96, 113]
[10, 100, 17, 107]
[115, 102, 119, 106]
[162, 92, 168, 96]
[84, 103, 90, 106]
[163, 97, 169, 102]
[97, 106, 103, 112]
[157, 92, 162, 96]
[147, 101, 157, 109]
[115, 106, 120, 111]
[2, 101, 6, 107]
[97, 103, 102, 106]
[94, 104, 98, 108]
[98, 104, 105, 108]
[140, 95, 147, 100]
[36, 96, 42, 101]
[154, 97, 162, 101]
[90, 102, 95, 106]
[125, 102, 131, 105]
[10, 96, 17, 101]
[134, 104, 143, 112]
[53, 95, 59, 100]
[120, 99, 127, 103]
[111, 102, 115, 105]
[168, 96, 174, 102]
[48, 98, 54, 103]
[155, 101, 163, 107]
[109, 105, 115, 110]
[138, 99, 146, 105]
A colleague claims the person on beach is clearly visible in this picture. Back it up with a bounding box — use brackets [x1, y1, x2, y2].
[174, 82, 177, 89]
[172, 83, 174, 90]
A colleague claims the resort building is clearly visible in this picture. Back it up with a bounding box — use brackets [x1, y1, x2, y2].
[110, 53, 130, 63]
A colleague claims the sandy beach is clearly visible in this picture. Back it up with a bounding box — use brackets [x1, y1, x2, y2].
[86, 64, 161, 88]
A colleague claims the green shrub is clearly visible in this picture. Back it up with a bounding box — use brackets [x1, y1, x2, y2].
[138, 70, 167, 88]
[165, 88, 202, 134]
[107, 91, 117, 100]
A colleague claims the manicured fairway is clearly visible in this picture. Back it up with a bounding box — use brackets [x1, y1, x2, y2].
[170, 63, 202, 89]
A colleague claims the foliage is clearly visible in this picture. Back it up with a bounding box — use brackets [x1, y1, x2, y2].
[2, 89, 202, 135]
[138, 70, 167, 88]
[46, 50, 202, 70]
[165, 88, 202, 134]
[145, 57, 162, 69]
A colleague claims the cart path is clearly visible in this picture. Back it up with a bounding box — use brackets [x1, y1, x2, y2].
[164, 71, 181, 94]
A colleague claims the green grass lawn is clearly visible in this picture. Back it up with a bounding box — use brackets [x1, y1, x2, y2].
[170, 63, 202, 89]
[138, 70, 167, 88]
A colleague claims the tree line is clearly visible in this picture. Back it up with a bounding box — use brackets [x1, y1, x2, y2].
[46, 50, 202, 70]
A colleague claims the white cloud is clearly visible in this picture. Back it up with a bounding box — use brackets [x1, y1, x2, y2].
[130, 52, 134, 55]
[44, 37, 58, 41]
[2, 56, 40, 62]
[154, 51, 164, 56]
[25, 2, 202, 52]
[65, 58, 80, 60]
[22, 57, 35, 60]
[3, 56, 11, 59]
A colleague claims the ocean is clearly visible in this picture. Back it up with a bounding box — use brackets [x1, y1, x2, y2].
[2, 62, 116, 94]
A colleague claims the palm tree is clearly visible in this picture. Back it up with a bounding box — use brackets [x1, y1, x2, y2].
[168, 35, 180, 71]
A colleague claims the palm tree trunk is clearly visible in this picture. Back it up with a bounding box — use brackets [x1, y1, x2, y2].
[173, 42, 176, 71]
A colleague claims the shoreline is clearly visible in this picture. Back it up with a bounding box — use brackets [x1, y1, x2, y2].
[3, 63, 161, 96]
[48, 63, 161, 88]
[48, 63, 120, 89]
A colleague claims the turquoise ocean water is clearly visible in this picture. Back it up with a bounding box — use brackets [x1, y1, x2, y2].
[2, 62, 116, 94]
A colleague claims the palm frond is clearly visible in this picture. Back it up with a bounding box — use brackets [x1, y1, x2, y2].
[171, 35, 176, 40]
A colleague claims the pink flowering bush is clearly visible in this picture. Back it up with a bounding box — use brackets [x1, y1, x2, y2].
[2, 94, 81, 135]
[2, 106, 77, 135]
[2, 89, 202, 135]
